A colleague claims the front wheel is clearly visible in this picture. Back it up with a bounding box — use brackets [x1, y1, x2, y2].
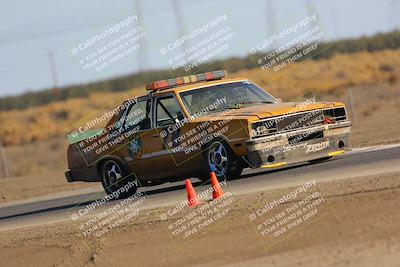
[99, 159, 138, 198]
[200, 140, 243, 182]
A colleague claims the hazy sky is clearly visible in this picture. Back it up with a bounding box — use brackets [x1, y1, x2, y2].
[0, 0, 398, 97]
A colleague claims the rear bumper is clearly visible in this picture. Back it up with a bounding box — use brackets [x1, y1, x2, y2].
[65, 166, 99, 183]
[245, 121, 351, 168]
[65, 171, 74, 182]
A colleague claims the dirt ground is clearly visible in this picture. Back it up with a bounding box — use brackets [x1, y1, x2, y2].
[0, 170, 100, 203]
[1, 171, 399, 267]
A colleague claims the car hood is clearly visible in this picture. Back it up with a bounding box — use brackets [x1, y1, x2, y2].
[206, 102, 342, 121]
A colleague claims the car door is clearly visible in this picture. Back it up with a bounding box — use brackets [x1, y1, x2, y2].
[114, 96, 156, 179]
[147, 93, 189, 178]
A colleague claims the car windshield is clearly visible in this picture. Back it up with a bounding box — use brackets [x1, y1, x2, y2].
[179, 81, 276, 117]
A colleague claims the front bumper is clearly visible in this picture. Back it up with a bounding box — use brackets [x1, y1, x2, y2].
[246, 121, 351, 168]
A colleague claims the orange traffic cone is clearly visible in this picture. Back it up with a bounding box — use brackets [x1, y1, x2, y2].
[185, 179, 201, 207]
[210, 172, 224, 200]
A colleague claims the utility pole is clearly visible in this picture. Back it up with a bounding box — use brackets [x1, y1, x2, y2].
[390, 0, 400, 29]
[266, 0, 277, 38]
[171, 0, 190, 61]
[305, 1, 323, 34]
[48, 51, 60, 98]
[0, 141, 10, 178]
[330, 2, 339, 40]
[135, 0, 148, 72]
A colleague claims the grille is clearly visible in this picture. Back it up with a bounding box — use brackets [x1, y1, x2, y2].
[252, 107, 347, 137]
[276, 110, 324, 132]
[288, 130, 324, 144]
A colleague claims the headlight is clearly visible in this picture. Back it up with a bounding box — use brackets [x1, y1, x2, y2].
[251, 119, 277, 137]
[322, 107, 347, 123]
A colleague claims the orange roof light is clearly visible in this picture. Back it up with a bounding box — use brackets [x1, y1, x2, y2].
[146, 70, 227, 91]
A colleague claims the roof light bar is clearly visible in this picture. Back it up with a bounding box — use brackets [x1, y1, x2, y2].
[146, 70, 226, 91]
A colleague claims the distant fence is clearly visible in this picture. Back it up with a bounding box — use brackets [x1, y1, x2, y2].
[0, 141, 10, 178]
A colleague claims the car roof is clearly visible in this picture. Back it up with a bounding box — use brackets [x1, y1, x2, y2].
[157, 77, 247, 94]
[126, 77, 248, 103]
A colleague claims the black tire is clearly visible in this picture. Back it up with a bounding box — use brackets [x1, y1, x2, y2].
[199, 140, 243, 182]
[99, 159, 138, 199]
[309, 156, 332, 164]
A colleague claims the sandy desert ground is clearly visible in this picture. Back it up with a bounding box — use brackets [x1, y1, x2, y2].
[0, 170, 399, 267]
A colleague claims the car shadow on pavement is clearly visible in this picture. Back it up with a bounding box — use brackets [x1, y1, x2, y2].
[0, 181, 204, 221]
[0, 158, 342, 221]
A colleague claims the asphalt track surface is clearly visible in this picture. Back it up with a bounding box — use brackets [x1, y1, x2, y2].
[0, 144, 399, 231]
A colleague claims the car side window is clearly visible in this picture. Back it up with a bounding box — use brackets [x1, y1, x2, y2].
[112, 105, 129, 131]
[123, 98, 152, 131]
[156, 95, 184, 127]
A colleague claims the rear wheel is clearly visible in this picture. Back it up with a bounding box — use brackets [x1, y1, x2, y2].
[100, 159, 138, 198]
[199, 140, 243, 182]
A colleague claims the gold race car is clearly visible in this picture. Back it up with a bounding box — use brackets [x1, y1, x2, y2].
[66, 70, 351, 197]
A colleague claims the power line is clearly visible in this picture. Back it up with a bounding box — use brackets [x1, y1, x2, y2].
[0, 11, 135, 48]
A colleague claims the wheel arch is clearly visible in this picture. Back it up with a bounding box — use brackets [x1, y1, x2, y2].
[200, 134, 244, 158]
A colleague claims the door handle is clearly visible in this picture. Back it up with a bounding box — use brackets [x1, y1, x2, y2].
[152, 134, 160, 138]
